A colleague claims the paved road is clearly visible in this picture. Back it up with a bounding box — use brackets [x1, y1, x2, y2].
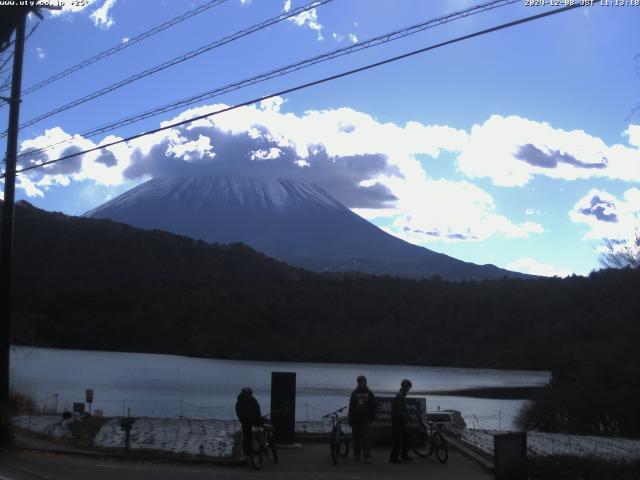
[0, 443, 491, 480]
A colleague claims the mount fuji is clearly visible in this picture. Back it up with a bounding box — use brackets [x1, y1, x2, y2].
[84, 176, 529, 280]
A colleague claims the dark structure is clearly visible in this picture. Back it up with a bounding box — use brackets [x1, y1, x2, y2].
[270, 372, 296, 444]
[494, 432, 527, 480]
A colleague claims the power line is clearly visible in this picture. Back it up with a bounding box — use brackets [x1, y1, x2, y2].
[1, 0, 335, 137]
[0, 23, 39, 90]
[0, 0, 230, 97]
[3, 3, 584, 180]
[15, 0, 519, 160]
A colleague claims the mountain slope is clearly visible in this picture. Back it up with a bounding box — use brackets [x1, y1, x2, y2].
[85, 176, 528, 280]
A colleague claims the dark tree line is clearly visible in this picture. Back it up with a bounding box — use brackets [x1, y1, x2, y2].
[4, 201, 640, 436]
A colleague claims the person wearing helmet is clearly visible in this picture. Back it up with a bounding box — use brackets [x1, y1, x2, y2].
[235, 387, 264, 457]
[348, 375, 377, 463]
[389, 379, 413, 463]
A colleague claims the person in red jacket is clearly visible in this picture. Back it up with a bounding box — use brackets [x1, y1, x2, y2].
[348, 375, 377, 463]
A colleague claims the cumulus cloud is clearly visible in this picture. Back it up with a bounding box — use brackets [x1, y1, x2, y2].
[458, 115, 640, 186]
[17, 102, 541, 245]
[90, 0, 117, 29]
[570, 188, 640, 245]
[331, 33, 357, 43]
[287, 8, 324, 40]
[625, 124, 640, 148]
[506, 257, 573, 278]
[283, 0, 291, 12]
[374, 179, 543, 243]
[17, 127, 130, 197]
[49, 0, 99, 15]
[35, 47, 45, 59]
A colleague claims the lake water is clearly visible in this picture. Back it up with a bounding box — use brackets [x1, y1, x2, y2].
[10, 346, 549, 430]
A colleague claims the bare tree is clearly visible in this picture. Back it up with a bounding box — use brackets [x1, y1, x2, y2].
[599, 231, 640, 269]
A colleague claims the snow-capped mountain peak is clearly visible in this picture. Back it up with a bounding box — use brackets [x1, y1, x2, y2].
[85, 175, 529, 280]
[86, 177, 345, 216]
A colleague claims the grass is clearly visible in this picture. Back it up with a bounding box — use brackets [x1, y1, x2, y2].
[9, 391, 38, 416]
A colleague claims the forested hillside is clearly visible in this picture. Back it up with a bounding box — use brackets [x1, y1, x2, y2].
[5, 200, 640, 436]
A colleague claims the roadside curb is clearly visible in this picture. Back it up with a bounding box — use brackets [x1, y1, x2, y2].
[444, 434, 494, 473]
[10, 444, 247, 467]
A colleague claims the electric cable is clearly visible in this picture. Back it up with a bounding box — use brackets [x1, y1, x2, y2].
[14, 0, 518, 159]
[1, 0, 335, 136]
[2, 3, 584, 180]
[0, 0, 229, 96]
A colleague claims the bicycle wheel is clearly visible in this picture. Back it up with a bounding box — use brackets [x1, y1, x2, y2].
[268, 433, 279, 464]
[432, 432, 448, 465]
[329, 432, 339, 464]
[409, 426, 430, 458]
[250, 433, 264, 470]
[338, 433, 349, 457]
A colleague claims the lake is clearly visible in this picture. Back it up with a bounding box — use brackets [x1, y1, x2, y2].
[10, 346, 549, 430]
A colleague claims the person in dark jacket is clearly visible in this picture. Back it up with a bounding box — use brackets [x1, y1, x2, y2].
[348, 375, 377, 462]
[235, 387, 264, 457]
[389, 378, 413, 463]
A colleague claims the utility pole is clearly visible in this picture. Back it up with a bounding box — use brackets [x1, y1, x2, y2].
[0, 11, 26, 446]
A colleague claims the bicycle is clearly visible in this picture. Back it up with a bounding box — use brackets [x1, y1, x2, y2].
[408, 407, 448, 464]
[322, 406, 350, 464]
[249, 417, 278, 470]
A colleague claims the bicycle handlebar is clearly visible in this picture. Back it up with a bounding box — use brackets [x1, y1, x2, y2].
[321, 406, 347, 419]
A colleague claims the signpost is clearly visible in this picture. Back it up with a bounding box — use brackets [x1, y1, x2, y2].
[85, 389, 93, 415]
[375, 396, 426, 421]
[372, 396, 426, 444]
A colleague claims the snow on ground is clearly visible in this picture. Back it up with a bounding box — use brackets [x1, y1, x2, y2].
[93, 417, 236, 458]
[22, 415, 640, 463]
[12, 415, 333, 458]
[12, 415, 74, 439]
[296, 420, 334, 434]
[461, 429, 640, 461]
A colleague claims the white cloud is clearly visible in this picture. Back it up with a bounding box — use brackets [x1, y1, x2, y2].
[506, 257, 573, 278]
[122, 37, 129, 43]
[17, 127, 130, 197]
[17, 103, 538, 245]
[457, 115, 640, 186]
[287, 8, 324, 41]
[49, 0, 98, 15]
[569, 188, 640, 247]
[35, 47, 45, 59]
[348, 33, 358, 43]
[283, 0, 291, 12]
[89, 0, 117, 29]
[625, 124, 640, 148]
[332, 32, 344, 42]
[371, 179, 543, 244]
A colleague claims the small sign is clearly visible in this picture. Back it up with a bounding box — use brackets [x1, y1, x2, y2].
[86, 389, 94, 403]
[375, 396, 426, 422]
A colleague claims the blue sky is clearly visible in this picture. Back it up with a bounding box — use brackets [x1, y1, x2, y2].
[1, 0, 639, 276]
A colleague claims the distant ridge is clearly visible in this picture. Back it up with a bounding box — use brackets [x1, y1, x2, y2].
[85, 176, 531, 281]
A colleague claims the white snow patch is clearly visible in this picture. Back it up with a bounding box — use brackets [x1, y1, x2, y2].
[461, 429, 640, 461]
[12, 415, 73, 439]
[93, 417, 237, 457]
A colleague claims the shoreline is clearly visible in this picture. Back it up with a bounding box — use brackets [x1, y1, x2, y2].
[428, 385, 546, 400]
